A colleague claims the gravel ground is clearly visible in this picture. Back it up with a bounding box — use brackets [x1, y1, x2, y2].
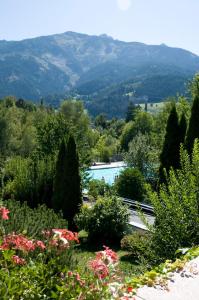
[135, 257, 199, 300]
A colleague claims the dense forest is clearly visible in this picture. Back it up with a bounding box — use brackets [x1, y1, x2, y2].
[0, 75, 198, 206]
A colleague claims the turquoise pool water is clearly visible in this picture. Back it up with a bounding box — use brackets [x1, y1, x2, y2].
[88, 166, 125, 185]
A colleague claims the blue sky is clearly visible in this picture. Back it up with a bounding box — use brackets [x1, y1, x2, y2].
[0, 0, 198, 55]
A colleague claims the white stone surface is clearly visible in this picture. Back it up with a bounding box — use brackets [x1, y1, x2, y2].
[135, 257, 199, 300]
[89, 161, 126, 170]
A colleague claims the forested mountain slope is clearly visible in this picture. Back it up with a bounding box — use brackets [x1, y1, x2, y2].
[0, 31, 199, 116]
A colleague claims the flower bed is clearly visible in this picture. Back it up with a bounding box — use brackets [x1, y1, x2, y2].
[0, 205, 135, 299]
[1, 204, 199, 299]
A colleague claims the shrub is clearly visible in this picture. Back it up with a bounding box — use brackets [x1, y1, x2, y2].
[88, 179, 112, 199]
[3, 155, 55, 207]
[2, 199, 67, 239]
[75, 196, 130, 243]
[114, 168, 146, 201]
[146, 141, 199, 261]
[121, 232, 152, 261]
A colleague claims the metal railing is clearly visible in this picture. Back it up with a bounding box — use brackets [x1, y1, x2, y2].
[83, 194, 154, 215]
[122, 198, 154, 215]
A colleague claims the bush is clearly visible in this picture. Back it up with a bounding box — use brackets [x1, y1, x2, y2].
[121, 232, 152, 260]
[146, 141, 199, 261]
[88, 179, 112, 199]
[75, 196, 130, 243]
[3, 155, 55, 208]
[2, 199, 67, 239]
[114, 168, 146, 201]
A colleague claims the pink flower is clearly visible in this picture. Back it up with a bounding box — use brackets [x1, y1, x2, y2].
[104, 246, 118, 262]
[12, 255, 26, 265]
[49, 229, 79, 251]
[89, 258, 109, 279]
[35, 240, 46, 250]
[95, 246, 118, 265]
[0, 234, 35, 252]
[67, 271, 73, 276]
[0, 207, 10, 220]
[52, 229, 79, 243]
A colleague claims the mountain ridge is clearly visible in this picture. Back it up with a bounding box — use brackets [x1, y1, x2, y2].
[0, 31, 198, 116]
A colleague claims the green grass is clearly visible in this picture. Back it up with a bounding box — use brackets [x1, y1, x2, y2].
[73, 243, 146, 276]
[74, 231, 146, 276]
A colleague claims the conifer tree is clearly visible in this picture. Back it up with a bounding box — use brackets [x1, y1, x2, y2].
[159, 104, 181, 182]
[185, 95, 199, 155]
[52, 135, 82, 229]
[125, 101, 140, 122]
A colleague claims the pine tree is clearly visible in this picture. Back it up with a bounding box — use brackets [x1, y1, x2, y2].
[159, 104, 181, 183]
[185, 95, 199, 155]
[52, 135, 82, 229]
[125, 101, 140, 122]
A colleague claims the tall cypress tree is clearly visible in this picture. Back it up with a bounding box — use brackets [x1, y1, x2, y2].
[185, 95, 199, 155]
[52, 135, 82, 229]
[159, 104, 181, 183]
[125, 101, 140, 122]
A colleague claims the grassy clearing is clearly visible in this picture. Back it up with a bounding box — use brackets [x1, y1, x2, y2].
[73, 243, 146, 276]
[140, 102, 166, 114]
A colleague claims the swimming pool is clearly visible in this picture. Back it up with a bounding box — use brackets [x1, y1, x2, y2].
[88, 165, 125, 185]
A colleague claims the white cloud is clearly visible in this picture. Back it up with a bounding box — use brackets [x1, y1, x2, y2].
[117, 0, 132, 11]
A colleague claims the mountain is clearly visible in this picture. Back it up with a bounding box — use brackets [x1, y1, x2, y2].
[0, 31, 199, 117]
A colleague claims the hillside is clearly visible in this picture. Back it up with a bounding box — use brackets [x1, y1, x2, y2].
[0, 31, 199, 116]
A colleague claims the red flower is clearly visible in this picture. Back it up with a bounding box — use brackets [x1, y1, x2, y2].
[127, 286, 133, 293]
[35, 240, 46, 250]
[12, 255, 26, 265]
[0, 207, 10, 220]
[0, 234, 35, 252]
[95, 246, 118, 265]
[52, 229, 79, 243]
[103, 246, 118, 262]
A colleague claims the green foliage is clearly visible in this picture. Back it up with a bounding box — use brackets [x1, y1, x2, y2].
[133, 111, 154, 136]
[0, 257, 116, 300]
[121, 232, 152, 260]
[121, 111, 154, 151]
[0, 98, 38, 157]
[60, 100, 93, 166]
[75, 196, 130, 243]
[94, 113, 107, 129]
[87, 179, 112, 199]
[120, 121, 135, 151]
[93, 134, 119, 162]
[2, 199, 67, 239]
[124, 133, 159, 178]
[185, 95, 199, 155]
[179, 112, 187, 145]
[36, 113, 69, 156]
[189, 73, 199, 98]
[125, 101, 140, 122]
[52, 136, 82, 228]
[159, 103, 183, 182]
[3, 155, 55, 207]
[114, 168, 146, 201]
[146, 141, 199, 261]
